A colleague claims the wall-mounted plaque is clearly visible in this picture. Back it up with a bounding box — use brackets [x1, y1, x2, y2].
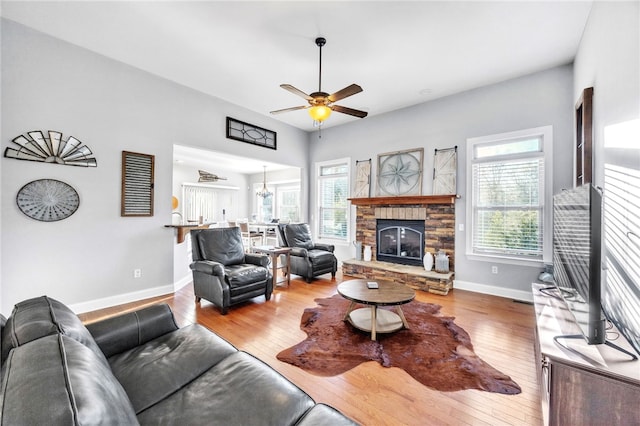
[121, 151, 154, 217]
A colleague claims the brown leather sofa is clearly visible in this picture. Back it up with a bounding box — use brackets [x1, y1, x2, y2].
[0, 296, 357, 425]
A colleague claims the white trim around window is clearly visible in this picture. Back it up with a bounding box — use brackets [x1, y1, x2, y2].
[315, 157, 351, 244]
[466, 125, 553, 266]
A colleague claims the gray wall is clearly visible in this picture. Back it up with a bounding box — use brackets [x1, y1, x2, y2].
[0, 20, 308, 314]
[310, 65, 575, 300]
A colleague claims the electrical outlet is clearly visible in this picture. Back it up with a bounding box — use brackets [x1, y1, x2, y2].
[491, 266, 498, 274]
[134, 269, 142, 278]
[458, 223, 465, 231]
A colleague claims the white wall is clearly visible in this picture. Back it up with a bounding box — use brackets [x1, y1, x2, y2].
[573, 1, 639, 183]
[0, 20, 308, 314]
[310, 65, 575, 300]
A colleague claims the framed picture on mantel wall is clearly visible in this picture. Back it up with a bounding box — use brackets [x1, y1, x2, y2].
[376, 148, 423, 196]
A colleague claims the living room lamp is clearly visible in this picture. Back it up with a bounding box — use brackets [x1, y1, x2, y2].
[256, 165, 272, 198]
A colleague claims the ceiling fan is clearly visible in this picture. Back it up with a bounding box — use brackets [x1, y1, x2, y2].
[270, 37, 368, 124]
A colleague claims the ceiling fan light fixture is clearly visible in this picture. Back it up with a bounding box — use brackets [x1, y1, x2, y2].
[308, 105, 332, 122]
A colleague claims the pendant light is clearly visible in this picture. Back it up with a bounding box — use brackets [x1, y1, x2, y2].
[256, 166, 272, 198]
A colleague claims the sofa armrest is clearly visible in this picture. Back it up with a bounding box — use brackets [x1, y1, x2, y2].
[290, 247, 309, 257]
[86, 304, 179, 358]
[190, 260, 225, 277]
[313, 243, 335, 253]
[244, 253, 269, 267]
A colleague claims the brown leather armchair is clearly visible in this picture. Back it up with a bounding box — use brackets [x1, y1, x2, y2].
[277, 223, 337, 283]
[190, 227, 273, 314]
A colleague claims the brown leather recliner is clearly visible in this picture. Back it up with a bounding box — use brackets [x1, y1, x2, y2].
[190, 227, 273, 314]
[277, 223, 337, 283]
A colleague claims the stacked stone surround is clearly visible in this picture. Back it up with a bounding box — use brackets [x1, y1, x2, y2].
[344, 196, 456, 295]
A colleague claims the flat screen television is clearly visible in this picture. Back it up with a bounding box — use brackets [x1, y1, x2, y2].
[552, 184, 637, 359]
[553, 184, 605, 343]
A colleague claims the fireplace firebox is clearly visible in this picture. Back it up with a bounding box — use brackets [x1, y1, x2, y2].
[376, 219, 424, 266]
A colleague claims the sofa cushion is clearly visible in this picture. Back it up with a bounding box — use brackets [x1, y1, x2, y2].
[108, 324, 238, 413]
[1, 296, 108, 367]
[136, 351, 316, 425]
[0, 334, 139, 425]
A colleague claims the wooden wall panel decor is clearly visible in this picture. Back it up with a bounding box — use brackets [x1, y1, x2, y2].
[353, 159, 371, 198]
[575, 87, 594, 186]
[433, 146, 457, 195]
[121, 151, 154, 217]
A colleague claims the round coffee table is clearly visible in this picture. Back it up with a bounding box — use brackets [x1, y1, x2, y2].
[337, 279, 415, 340]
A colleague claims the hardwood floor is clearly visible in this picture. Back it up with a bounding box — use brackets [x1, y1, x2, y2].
[79, 272, 543, 426]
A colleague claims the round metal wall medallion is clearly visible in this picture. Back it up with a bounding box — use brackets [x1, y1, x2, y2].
[16, 179, 80, 222]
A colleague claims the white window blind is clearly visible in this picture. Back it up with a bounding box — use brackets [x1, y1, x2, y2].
[183, 185, 217, 223]
[317, 160, 349, 240]
[468, 128, 552, 262]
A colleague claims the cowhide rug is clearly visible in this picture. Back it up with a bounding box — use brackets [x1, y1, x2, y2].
[277, 294, 521, 394]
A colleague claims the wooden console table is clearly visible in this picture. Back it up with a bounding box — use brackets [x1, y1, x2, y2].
[532, 283, 640, 425]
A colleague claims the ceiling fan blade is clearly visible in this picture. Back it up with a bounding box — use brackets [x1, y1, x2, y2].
[331, 104, 368, 118]
[328, 84, 363, 103]
[280, 84, 313, 101]
[270, 105, 308, 115]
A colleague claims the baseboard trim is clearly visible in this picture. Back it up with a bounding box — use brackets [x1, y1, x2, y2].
[68, 284, 175, 314]
[174, 275, 192, 292]
[454, 280, 533, 303]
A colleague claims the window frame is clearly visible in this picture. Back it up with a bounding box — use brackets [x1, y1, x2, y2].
[315, 157, 351, 244]
[466, 126, 553, 266]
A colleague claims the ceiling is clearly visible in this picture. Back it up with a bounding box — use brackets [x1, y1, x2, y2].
[2, 1, 593, 173]
[2, 1, 593, 134]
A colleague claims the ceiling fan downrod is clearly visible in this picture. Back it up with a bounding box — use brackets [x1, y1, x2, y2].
[316, 37, 326, 93]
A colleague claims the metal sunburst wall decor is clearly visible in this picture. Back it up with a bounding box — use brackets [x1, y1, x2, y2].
[4, 130, 97, 167]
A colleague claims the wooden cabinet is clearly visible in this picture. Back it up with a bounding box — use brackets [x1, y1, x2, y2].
[533, 283, 640, 426]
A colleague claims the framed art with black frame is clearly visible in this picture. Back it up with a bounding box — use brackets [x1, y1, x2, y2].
[226, 117, 277, 150]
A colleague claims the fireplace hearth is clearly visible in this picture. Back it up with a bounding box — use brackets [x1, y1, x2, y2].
[376, 219, 424, 266]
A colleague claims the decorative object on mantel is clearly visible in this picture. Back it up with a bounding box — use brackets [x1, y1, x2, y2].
[433, 146, 457, 195]
[198, 170, 227, 182]
[226, 117, 276, 150]
[4, 130, 97, 167]
[16, 179, 80, 222]
[256, 165, 272, 198]
[277, 295, 521, 394]
[376, 148, 423, 196]
[353, 159, 371, 198]
[121, 151, 154, 217]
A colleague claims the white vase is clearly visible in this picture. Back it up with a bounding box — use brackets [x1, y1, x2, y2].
[423, 252, 433, 271]
[363, 245, 372, 261]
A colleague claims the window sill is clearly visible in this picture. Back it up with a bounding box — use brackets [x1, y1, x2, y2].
[465, 252, 546, 268]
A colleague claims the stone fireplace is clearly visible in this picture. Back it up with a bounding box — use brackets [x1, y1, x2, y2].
[342, 195, 456, 295]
